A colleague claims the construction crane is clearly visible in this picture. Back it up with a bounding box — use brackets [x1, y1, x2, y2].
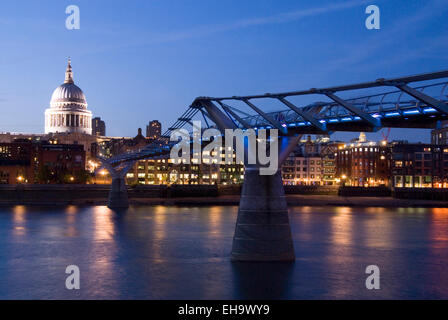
[381, 127, 391, 142]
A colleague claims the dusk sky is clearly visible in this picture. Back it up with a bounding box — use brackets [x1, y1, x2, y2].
[0, 0, 447, 141]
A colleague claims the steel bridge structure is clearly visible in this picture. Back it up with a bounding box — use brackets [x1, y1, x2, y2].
[102, 70, 448, 262]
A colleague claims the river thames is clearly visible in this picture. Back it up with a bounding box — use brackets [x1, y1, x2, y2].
[0, 205, 447, 299]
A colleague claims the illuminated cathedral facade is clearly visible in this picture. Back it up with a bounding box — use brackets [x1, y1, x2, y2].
[44, 59, 92, 135]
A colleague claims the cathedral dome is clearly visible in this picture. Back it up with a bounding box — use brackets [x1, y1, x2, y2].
[49, 59, 87, 109]
[45, 58, 92, 135]
[51, 83, 87, 105]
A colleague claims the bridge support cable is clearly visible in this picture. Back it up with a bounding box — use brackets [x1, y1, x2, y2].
[393, 83, 448, 115]
[277, 97, 327, 132]
[200, 110, 211, 129]
[242, 99, 287, 134]
[225, 104, 253, 117]
[165, 107, 199, 137]
[217, 101, 251, 129]
[211, 70, 448, 101]
[324, 92, 381, 129]
[197, 99, 237, 131]
[217, 102, 243, 129]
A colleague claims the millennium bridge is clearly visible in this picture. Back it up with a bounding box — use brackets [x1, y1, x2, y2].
[100, 70, 448, 262]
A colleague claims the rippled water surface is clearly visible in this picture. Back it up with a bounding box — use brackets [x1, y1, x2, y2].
[0, 205, 447, 299]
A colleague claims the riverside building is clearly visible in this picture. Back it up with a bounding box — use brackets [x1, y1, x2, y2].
[391, 142, 448, 188]
[335, 140, 390, 187]
[125, 147, 244, 185]
[0, 140, 85, 184]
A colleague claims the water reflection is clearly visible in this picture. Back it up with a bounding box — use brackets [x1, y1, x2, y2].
[207, 207, 224, 239]
[232, 262, 294, 299]
[12, 205, 26, 236]
[64, 205, 78, 237]
[1, 205, 448, 299]
[397, 207, 427, 216]
[82, 206, 121, 299]
[153, 206, 167, 239]
[13, 205, 26, 223]
[330, 207, 353, 246]
[362, 209, 394, 249]
[320, 207, 357, 297]
[430, 208, 448, 247]
[93, 206, 115, 240]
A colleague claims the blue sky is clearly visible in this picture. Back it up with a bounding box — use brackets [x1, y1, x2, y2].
[0, 0, 447, 141]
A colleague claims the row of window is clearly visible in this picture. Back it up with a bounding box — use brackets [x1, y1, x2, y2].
[394, 160, 448, 168]
[283, 167, 321, 172]
[394, 175, 434, 188]
[282, 174, 321, 179]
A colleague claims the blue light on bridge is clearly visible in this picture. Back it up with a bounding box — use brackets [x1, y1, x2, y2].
[403, 109, 421, 115]
[328, 119, 339, 123]
[385, 112, 401, 117]
[423, 108, 437, 113]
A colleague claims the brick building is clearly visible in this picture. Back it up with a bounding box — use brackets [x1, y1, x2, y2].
[0, 140, 38, 184]
[391, 143, 448, 188]
[336, 141, 390, 187]
[0, 140, 86, 184]
[281, 137, 341, 186]
[282, 152, 323, 186]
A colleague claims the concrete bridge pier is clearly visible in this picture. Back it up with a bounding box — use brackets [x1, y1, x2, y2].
[108, 176, 129, 209]
[231, 167, 294, 261]
[98, 159, 135, 210]
[198, 99, 302, 262]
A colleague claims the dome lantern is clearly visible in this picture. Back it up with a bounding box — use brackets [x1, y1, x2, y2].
[64, 57, 74, 84]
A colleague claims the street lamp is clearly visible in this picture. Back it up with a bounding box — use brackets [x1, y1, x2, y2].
[341, 174, 347, 186]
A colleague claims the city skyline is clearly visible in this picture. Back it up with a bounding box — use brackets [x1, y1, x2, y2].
[1, 1, 448, 303]
[0, 0, 447, 141]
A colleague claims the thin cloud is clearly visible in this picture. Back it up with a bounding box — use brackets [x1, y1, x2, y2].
[79, 0, 373, 55]
[155, 0, 372, 43]
[321, 0, 448, 74]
